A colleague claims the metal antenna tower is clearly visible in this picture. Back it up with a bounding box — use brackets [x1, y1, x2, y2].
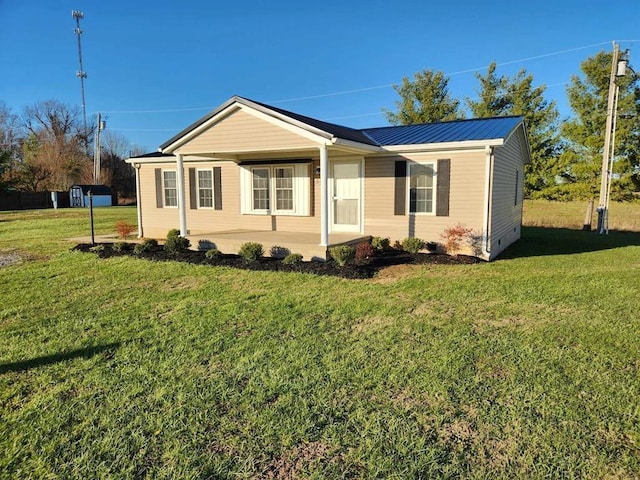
[72, 10, 88, 141]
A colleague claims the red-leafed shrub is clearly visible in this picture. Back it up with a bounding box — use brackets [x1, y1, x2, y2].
[440, 223, 473, 255]
[115, 220, 136, 239]
[355, 242, 375, 263]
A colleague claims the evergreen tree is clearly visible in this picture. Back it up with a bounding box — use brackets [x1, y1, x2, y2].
[561, 50, 640, 200]
[466, 63, 561, 196]
[384, 69, 463, 125]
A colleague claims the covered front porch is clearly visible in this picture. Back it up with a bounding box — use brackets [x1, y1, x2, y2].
[187, 229, 370, 261]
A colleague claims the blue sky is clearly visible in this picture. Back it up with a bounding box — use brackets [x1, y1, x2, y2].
[0, 0, 638, 152]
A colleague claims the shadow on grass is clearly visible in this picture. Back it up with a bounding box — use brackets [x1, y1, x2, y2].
[498, 226, 640, 259]
[0, 342, 121, 374]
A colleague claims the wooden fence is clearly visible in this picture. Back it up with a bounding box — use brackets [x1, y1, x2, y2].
[0, 192, 71, 211]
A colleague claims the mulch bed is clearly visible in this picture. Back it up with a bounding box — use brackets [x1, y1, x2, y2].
[72, 243, 481, 279]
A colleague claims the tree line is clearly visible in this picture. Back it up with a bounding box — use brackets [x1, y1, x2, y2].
[384, 50, 640, 200]
[0, 99, 142, 200]
[2, 49, 638, 202]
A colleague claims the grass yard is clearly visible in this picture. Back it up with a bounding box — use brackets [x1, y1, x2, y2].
[1, 203, 639, 479]
[523, 198, 640, 231]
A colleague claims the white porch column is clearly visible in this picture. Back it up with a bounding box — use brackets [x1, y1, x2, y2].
[319, 145, 329, 247]
[176, 153, 187, 236]
[134, 163, 143, 238]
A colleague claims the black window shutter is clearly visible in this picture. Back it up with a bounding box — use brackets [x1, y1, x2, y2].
[394, 160, 406, 215]
[155, 168, 163, 208]
[436, 159, 450, 217]
[188, 168, 197, 209]
[213, 167, 222, 210]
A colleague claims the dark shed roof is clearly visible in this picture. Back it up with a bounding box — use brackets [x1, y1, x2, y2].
[70, 184, 112, 195]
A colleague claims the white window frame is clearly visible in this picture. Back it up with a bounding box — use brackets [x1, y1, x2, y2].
[407, 162, 436, 215]
[240, 163, 310, 216]
[163, 169, 178, 208]
[273, 166, 295, 214]
[251, 167, 271, 213]
[197, 168, 214, 209]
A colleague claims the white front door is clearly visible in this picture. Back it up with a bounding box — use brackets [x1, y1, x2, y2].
[331, 162, 361, 232]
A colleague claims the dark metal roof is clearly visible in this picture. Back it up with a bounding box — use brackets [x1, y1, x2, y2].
[246, 98, 379, 146]
[130, 151, 176, 159]
[156, 95, 524, 151]
[361, 116, 524, 146]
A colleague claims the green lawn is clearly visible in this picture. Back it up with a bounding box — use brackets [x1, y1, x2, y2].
[1, 205, 639, 479]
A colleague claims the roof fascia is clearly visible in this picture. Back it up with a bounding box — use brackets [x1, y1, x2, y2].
[504, 120, 533, 165]
[235, 103, 333, 144]
[162, 96, 380, 154]
[380, 138, 505, 153]
[126, 156, 176, 165]
[235, 98, 334, 141]
[332, 137, 383, 153]
[162, 97, 333, 154]
[159, 96, 238, 151]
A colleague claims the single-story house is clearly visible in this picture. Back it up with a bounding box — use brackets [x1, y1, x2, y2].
[126, 96, 530, 260]
[69, 184, 113, 207]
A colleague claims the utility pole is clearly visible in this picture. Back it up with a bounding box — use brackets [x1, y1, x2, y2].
[94, 113, 106, 184]
[72, 10, 88, 147]
[596, 42, 620, 234]
[597, 43, 631, 234]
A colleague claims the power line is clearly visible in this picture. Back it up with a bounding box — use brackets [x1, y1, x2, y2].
[100, 106, 215, 114]
[99, 41, 619, 116]
[267, 42, 614, 104]
[107, 80, 571, 130]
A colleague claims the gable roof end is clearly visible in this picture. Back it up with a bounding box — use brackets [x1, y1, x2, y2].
[156, 95, 528, 157]
[159, 96, 379, 152]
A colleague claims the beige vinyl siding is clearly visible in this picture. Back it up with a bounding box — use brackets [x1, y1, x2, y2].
[364, 151, 486, 246]
[138, 164, 181, 236]
[139, 160, 319, 239]
[175, 109, 317, 155]
[489, 128, 526, 259]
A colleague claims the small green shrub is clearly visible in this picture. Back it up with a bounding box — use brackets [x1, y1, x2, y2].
[401, 237, 425, 254]
[166, 229, 181, 240]
[270, 245, 291, 259]
[89, 244, 105, 254]
[239, 242, 264, 261]
[112, 241, 132, 252]
[371, 236, 390, 252]
[205, 248, 222, 260]
[164, 234, 191, 255]
[282, 253, 303, 265]
[198, 239, 216, 251]
[355, 242, 375, 263]
[329, 245, 355, 267]
[133, 238, 158, 255]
